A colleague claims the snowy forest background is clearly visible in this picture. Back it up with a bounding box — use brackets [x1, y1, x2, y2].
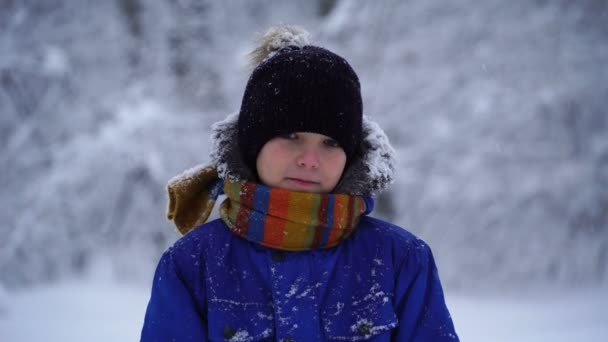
[1, 0, 607, 295]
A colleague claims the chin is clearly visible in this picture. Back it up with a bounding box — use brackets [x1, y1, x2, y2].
[284, 184, 321, 193]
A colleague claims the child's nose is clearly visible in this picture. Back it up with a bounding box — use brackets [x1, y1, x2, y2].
[296, 148, 320, 169]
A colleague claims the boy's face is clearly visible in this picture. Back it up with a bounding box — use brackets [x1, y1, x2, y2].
[256, 132, 347, 193]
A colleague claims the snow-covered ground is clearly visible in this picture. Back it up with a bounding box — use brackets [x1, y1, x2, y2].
[449, 289, 608, 342]
[1, 279, 606, 341]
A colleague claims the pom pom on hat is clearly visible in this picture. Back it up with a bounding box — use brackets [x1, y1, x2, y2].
[249, 25, 311, 68]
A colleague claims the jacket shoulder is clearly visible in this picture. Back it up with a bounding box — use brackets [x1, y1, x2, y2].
[354, 216, 433, 263]
[168, 219, 230, 256]
[358, 216, 426, 245]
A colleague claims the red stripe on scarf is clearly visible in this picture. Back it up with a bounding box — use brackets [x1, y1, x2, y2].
[327, 196, 351, 244]
[263, 188, 290, 247]
[345, 195, 354, 231]
[311, 195, 329, 249]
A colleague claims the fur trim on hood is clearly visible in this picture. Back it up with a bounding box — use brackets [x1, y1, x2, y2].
[209, 112, 396, 196]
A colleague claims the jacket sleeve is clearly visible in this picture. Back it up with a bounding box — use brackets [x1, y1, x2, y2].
[392, 240, 459, 341]
[141, 245, 207, 341]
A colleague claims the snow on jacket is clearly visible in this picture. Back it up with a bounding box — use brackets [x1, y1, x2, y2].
[141, 211, 458, 341]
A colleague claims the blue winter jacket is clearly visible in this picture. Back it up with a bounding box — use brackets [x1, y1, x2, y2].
[141, 215, 458, 341]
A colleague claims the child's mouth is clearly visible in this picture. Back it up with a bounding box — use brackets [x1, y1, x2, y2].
[286, 178, 320, 189]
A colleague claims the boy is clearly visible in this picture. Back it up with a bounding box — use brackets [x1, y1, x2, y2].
[141, 25, 458, 341]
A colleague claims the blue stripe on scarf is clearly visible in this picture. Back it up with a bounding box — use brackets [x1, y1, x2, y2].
[209, 178, 224, 201]
[248, 185, 270, 242]
[319, 196, 335, 246]
[362, 196, 374, 215]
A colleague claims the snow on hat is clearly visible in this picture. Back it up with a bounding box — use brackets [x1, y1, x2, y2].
[237, 25, 363, 174]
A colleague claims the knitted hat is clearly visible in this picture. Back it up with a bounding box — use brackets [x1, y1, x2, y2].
[237, 26, 363, 174]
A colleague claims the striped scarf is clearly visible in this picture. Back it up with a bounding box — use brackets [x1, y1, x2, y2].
[218, 179, 371, 251]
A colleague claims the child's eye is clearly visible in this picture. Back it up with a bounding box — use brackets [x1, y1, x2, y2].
[324, 138, 340, 148]
[280, 132, 298, 140]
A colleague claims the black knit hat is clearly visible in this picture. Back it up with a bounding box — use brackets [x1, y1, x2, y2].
[237, 33, 363, 174]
